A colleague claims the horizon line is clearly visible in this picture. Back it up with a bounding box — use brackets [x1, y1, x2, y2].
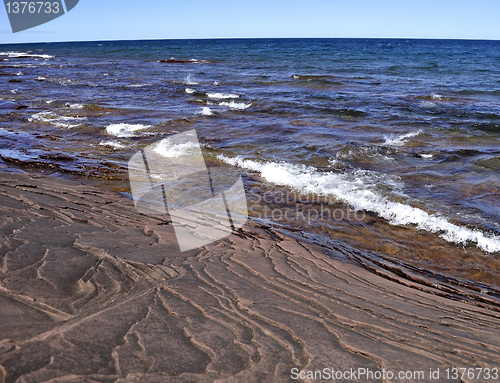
[1, 36, 499, 45]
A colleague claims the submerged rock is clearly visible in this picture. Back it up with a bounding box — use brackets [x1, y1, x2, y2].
[0, 100, 27, 109]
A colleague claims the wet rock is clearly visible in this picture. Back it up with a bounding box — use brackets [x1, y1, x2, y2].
[0, 100, 27, 109]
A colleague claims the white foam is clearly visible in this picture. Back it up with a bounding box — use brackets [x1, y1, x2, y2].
[431, 94, 444, 100]
[0, 51, 53, 59]
[419, 100, 437, 108]
[36, 76, 47, 81]
[198, 107, 214, 116]
[185, 88, 196, 94]
[213, 81, 219, 86]
[218, 155, 500, 253]
[128, 83, 150, 88]
[153, 140, 199, 158]
[6, 64, 36, 68]
[15, 72, 23, 76]
[106, 123, 151, 138]
[28, 111, 86, 129]
[207, 92, 239, 99]
[337, 146, 394, 163]
[65, 103, 84, 109]
[421, 153, 433, 159]
[383, 130, 423, 146]
[184, 75, 198, 85]
[56, 78, 72, 86]
[219, 100, 252, 110]
[99, 140, 126, 149]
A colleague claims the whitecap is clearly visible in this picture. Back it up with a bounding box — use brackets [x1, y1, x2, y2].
[419, 100, 437, 108]
[153, 140, 199, 158]
[56, 79, 72, 86]
[198, 107, 214, 116]
[337, 146, 394, 163]
[184, 75, 198, 85]
[219, 100, 252, 110]
[128, 83, 150, 88]
[0, 51, 53, 59]
[65, 103, 84, 109]
[29, 111, 86, 128]
[106, 123, 151, 138]
[383, 130, 423, 146]
[217, 155, 500, 254]
[207, 92, 239, 99]
[99, 140, 126, 149]
[431, 94, 445, 100]
[185, 88, 196, 94]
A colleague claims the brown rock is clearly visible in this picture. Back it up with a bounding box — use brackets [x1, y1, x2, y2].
[0, 172, 498, 382]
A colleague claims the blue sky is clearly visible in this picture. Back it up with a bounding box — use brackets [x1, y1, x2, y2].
[1, 0, 500, 44]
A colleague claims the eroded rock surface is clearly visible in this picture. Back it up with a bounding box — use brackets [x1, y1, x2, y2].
[0, 172, 499, 383]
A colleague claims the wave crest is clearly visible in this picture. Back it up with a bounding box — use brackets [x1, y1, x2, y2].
[217, 155, 500, 253]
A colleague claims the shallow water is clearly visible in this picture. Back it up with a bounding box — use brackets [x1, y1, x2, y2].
[1, 38, 499, 293]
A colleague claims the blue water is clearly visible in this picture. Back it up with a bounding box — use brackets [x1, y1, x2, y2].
[1, 38, 499, 286]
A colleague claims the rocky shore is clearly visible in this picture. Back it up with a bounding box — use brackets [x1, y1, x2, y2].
[0, 171, 499, 382]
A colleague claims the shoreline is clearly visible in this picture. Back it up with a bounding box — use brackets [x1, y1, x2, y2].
[0, 171, 499, 382]
[2, 38, 500, 295]
[3, 159, 499, 298]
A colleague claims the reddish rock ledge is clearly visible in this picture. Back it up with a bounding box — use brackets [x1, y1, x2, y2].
[0, 172, 499, 382]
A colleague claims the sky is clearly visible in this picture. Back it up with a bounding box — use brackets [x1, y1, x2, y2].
[1, 0, 500, 44]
